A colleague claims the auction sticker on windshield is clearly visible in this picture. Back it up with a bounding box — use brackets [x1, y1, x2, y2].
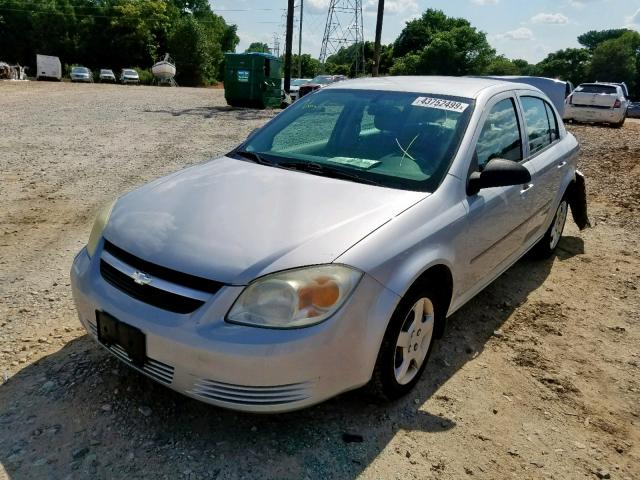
[412, 97, 469, 113]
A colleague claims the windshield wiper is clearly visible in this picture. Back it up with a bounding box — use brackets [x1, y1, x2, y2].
[276, 160, 383, 187]
[234, 150, 276, 166]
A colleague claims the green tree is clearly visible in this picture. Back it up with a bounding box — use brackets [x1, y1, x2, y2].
[245, 42, 270, 53]
[512, 59, 535, 76]
[535, 48, 591, 86]
[589, 31, 640, 95]
[393, 9, 470, 59]
[291, 54, 322, 78]
[0, 0, 237, 85]
[578, 29, 632, 50]
[168, 15, 216, 86]
[486, 56, 521, 75]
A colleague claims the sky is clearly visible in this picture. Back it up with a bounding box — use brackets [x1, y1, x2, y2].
[211, 0, 640, 64]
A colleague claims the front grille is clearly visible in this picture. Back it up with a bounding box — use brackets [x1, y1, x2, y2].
[100, 260, 205, 314]
[190, 379, 313, 406]
[103, 240, 222, 294]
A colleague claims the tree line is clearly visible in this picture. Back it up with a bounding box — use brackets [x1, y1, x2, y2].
[319, 10, 640, 98]
[2, 4, 639, 95]
[0, 0, 238, 86]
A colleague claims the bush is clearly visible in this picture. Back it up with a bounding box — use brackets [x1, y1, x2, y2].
[135, 67, 154, 85]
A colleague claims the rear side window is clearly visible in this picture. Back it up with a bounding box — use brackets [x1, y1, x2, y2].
[521, 96, 552, 156]
[577, 84, 617, 94]
[475, 98, 522, 168]
[544, 102, 559, 142]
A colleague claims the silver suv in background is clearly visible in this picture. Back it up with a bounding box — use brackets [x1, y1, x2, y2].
[70, 66, 92, 83]
[99, 69, 116, 83]
[120, 69, 140, 85]
[71, 77, 590, 413]
[564, 83, 628, 127]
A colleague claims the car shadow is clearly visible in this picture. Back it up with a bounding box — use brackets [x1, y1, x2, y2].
[143, 106, 277, 121]
[0, 239, 581, 479]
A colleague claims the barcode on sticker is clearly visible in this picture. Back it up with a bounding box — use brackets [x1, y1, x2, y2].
[411, 97, 469, 113]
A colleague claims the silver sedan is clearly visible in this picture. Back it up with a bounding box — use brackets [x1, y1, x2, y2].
[71, 76, 589, 412]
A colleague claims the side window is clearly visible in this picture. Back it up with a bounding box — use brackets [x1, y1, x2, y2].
[544, 101, 559, 142]
[521, 96, 552, 155]
[475, 98, 522, 169]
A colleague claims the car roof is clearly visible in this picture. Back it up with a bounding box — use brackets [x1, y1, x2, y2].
[324, 76, 533, 99]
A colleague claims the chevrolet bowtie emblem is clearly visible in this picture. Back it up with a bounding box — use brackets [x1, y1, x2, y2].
[131, 271, 152, 286]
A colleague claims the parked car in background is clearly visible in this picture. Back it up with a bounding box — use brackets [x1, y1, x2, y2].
[298, 74, 346, 99]
[99, 69, 116, 83]
[564, 83, 628, 127]
[120, 69, 140, 85]
[289, 78, 310, 101]
[71, 76, 590, 413]
[36, 54, 62, 81]
[70, 66, 93, 83]
[479, 76, 571, 117]
[627, 102, 640, 119]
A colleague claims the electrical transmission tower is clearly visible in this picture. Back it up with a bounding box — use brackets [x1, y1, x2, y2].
[319, 0, 365, 75]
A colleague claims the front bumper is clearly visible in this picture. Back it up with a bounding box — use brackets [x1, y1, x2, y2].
[71, 76, 91, 83]
[70, 244, 400, 413]
[564, 105, 625, 123]
[121, 78, 139, 84]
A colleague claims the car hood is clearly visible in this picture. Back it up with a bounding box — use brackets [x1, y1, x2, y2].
[104, 156, 427, 285]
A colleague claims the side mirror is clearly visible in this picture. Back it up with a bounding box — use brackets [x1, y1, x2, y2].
[467, 158, 531, 196]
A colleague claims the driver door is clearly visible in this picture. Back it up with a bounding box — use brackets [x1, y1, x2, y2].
[461, 93, 537, 292]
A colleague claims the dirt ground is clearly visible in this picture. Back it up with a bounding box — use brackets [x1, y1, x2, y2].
[0, 82, 638, 480]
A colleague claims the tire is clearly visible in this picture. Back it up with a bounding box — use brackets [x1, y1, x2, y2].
[612, 116, 626, 128]
[370, 283, 441, 400]
[532, 197, 569, 258]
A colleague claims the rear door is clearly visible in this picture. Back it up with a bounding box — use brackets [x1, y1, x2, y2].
[462, 93, 537, 291]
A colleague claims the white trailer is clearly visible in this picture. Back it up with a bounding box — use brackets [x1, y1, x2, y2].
[36, 54, 62, 81]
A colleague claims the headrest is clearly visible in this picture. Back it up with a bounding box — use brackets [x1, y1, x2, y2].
[373, 106, 404, 133]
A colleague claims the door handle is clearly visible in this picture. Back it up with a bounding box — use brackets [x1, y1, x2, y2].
[520, 183, 534, 194]
[557, 161, 567, 169]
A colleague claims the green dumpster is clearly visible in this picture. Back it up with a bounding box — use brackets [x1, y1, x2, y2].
[224, 52, 282, 109]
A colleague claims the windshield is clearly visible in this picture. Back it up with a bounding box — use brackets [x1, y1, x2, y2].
[292, 79, 309, 86]
[101, 69, 113, 74]
[72, 67, 88, 74]
[236, 89, 474, 192]
[123, 70, 137, 75]
[311, 75, 333, 85]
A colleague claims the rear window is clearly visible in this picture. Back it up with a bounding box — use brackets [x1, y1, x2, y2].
[577, 84, 617, 94]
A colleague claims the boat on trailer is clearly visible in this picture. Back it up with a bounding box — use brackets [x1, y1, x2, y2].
[152, 54, 176, 83]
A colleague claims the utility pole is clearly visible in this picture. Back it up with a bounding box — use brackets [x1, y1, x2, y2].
[372, 0, 384, 77]
[284, 0, 295, 94]
[298, 0, 304, 78]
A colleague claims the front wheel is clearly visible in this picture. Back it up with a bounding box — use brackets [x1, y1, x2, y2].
[532, 198, 569, 258]
[370, 286, 439, 400]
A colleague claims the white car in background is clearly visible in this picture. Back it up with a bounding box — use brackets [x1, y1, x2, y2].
[564, 83, 628, 127]
[289, 78, 311, 101]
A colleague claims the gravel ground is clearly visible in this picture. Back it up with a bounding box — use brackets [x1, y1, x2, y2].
[0, 82, 638, 480]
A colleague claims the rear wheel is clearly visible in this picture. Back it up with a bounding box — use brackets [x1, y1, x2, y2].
[370, 285, 440, 400]
[612, 116, 626, 128]
[532, 198, 569, 258]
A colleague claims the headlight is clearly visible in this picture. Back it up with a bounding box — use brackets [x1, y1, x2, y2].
[86, 200, 116, 258]
[227, 265, 363, 329]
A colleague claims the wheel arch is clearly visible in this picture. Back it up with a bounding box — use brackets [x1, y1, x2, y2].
[405, 263, 454, 339]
